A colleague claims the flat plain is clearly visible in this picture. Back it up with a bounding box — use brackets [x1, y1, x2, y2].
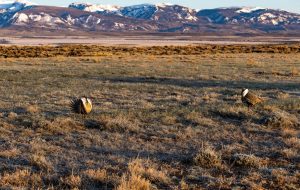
[0, 48, 299, 189]
[1, 35, 300, 46]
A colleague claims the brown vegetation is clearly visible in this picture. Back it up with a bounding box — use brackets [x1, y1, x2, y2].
[0, 44, 300, 58]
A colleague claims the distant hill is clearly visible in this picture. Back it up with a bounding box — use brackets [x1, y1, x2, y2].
[0, 1, 299, 35]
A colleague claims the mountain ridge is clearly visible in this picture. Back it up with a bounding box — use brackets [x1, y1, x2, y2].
[0, 1, 299, 35]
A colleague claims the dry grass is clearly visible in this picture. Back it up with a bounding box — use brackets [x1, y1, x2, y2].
[25, 104, 40, 114]
[193, 146, 222, 168]
[117, 159, 155, 190]
[63, 174, 82, 189]
[263, 109, 299, 128]
[0, 51, 299, 189]
[290, 67, 299, 77]
[0, 148, 20, 158]
[0, 169, 42, 188]
[0, 44, 299, 58]
[128, 159, 170, 185]
[232, 153, 264, 168]
[284, 137, 300, 149]
[117, 173, 151, 190]
[98, 114, 140, 133]
[30, 153, 53, 171]
[84, 169, 107, 183]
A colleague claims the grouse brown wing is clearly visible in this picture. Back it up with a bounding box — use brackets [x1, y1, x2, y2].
[244, 92, 263, 106]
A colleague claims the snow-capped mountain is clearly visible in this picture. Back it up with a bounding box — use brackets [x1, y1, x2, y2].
[197, 7, 300, 26]
[0, 0, 35, 15]
[0, 0, 35, 26]
[69, 3, 198, 23]
[69, 3, 300, 32]
[6, 5, 159, 32]
[0, 1, 299, 34]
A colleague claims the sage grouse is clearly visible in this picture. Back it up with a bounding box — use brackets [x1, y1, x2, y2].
[241, 88, 263, 108]
[70, 97, 92, 114]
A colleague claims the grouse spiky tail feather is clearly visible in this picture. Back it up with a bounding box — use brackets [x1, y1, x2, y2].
[70, 97, 92, 114]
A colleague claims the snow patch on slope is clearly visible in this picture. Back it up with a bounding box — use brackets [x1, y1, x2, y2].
[12, 12, 65, 25]
[120, 4, 157, 19]
[69, 2, 120, 13]
[12, 12, 28, 23]
[258, 13, 286, 25]
[236, 7, 265, 13]
[155, 3, 173, 8]
[185, 13, 197, 21]
[259, 13, 277, 20]
[11, 11, 104, 28]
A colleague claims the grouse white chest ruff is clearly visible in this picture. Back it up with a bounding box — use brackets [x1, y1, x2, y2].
[242, 89, 249, 97]
[70, 97, 93, 114]
[241, 88, 263, 107]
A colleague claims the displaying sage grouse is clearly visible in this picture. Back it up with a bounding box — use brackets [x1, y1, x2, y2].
[241, 88, 263, 108]
[70, 97, 92, 114]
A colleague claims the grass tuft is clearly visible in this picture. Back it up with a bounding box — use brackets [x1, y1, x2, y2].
[25, 104, 40, 114]
[84, 169, 107, 183]
[63, 174, 82, 189]
[117, 173, 151, 190]
[193, 146, 221, 168]
[233, 153, 263, 168]
[263, 110, 299, 128]
[30, 154, 53, 171]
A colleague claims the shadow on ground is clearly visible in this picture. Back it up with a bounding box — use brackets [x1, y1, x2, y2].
[89, 76, 300, 91]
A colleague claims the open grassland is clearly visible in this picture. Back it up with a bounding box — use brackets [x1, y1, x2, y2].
[0, 52, 299, 189]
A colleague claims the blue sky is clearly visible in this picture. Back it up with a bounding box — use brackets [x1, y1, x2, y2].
[32, 0, 300, 13]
